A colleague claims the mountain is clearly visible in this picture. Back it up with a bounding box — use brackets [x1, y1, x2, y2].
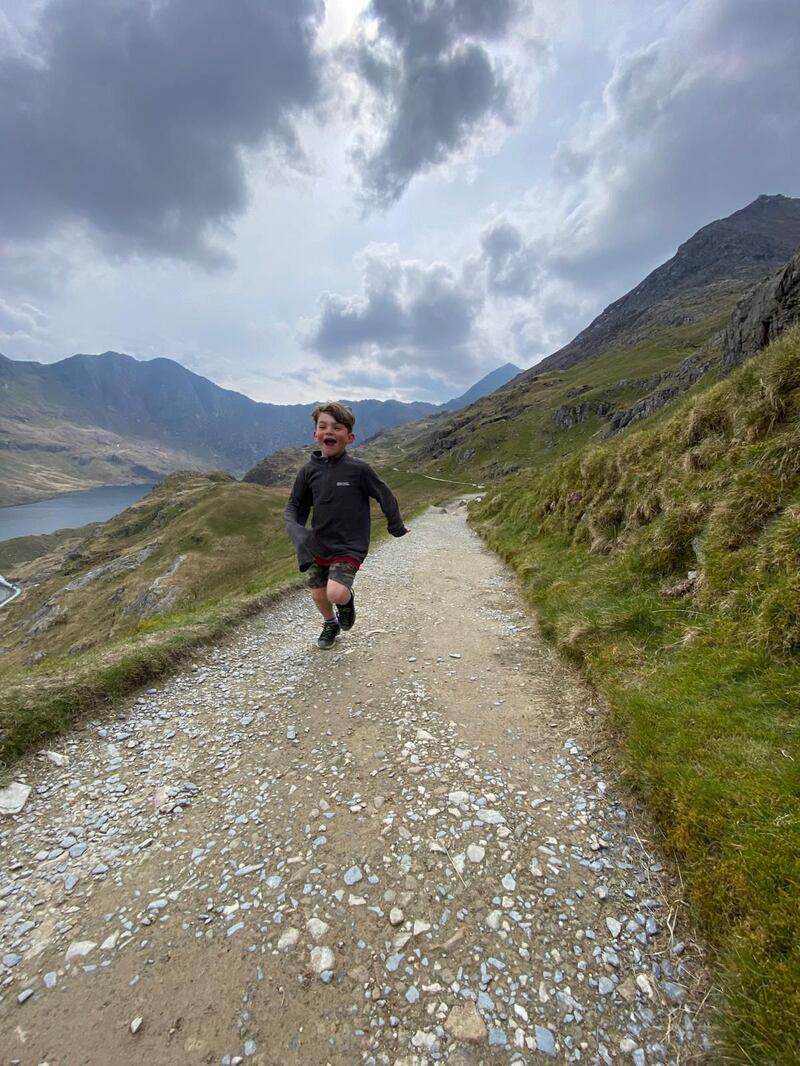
[363, 194, 800, 480]
[0, 352, 515, 506]
[441, 362, 523, 411]
[521, 193, 800, 378]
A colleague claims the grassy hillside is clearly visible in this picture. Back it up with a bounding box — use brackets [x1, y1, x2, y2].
[365, 314, 728, 482]
[471, 325, 800, 1063]
[1, 466, 444, 767]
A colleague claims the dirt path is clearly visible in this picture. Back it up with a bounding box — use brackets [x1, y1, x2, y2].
[0, 505, 712, 1065]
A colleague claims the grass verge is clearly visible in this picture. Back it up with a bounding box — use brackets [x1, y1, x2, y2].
[471, 326, 800, 1063]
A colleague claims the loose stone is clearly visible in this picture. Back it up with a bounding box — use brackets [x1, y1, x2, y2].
[306, 918, 329, 941]
[445, 1001, 488, 1043]
[343, 865, 363, 886]
[277, 928, 300, 952]
[310, 946, 335, 975]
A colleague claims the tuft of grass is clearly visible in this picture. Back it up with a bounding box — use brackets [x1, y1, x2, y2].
[471, 324, 800, 1062]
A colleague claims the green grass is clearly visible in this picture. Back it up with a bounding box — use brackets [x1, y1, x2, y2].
[471, 325, 800, 1063]
[0, 466, 443, 768]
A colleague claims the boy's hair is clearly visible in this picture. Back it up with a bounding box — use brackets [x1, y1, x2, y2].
[312, 401, 355, 432]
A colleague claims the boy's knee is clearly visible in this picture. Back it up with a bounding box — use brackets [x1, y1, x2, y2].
[326, 580, 351, 604]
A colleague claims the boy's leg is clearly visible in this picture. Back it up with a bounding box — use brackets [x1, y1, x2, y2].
[310, 585, 336, 618]
[328, 563, 357, 630]
[307, 564, 340, 649]
[307, 564, 335, 617]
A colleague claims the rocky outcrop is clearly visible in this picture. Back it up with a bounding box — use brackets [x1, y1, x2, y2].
[63, 544, 158, 591]
[125, 554, 188, 619]
[607, 351, 714, 434]
[242, 448, 306, 487]
[553, 401, 613, 430]
[721, 251, 800, 374]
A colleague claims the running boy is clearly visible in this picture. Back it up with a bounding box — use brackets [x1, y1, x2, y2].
[284, 402, 409, 649]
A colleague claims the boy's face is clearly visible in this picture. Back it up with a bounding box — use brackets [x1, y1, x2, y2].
[313, 412, 355, 458]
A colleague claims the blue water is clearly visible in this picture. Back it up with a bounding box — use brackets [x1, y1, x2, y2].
[0, 483, 156, 543]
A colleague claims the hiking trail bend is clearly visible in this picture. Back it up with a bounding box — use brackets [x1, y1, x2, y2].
[0, 503, 712, 1065]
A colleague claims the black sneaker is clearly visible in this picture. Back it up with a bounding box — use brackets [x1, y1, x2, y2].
[337, 592, 356, 631]
[317, 618, 340, 649]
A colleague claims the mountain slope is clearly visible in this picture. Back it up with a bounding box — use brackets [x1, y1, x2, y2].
[524, 193, 800, 376]
[364, 194, 800, 482]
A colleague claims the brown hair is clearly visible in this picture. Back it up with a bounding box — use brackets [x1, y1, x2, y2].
[312, 402, 355, 432]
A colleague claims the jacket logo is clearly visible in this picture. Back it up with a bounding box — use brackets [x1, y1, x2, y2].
[336, 481, 351, 486]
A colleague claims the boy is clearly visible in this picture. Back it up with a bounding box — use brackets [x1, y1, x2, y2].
[284, 402, 409, 649]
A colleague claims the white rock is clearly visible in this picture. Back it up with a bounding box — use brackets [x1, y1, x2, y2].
[413, 919, 431, 936]
[65, 940, 96, 963]
[514, 1004, 529, 1023]
[277, 928, 300, 952]
[635, 973, 655, 998]
[415, 729, 435, 741]
[606, 917, 622, 938]
[466, 844, 485, 863]
[476, 809, 505, 825]
[486, 909, 503, 931]
[448, 790, 469, 806]
[42, 751, 70, 767]
[389, 908, 404, 926]
[100, 931, 120, 951]
[529, 859, 544, 878]
[0, 782, 31, 815]
[310, 945, 335, 974]
[306, 918, 329, 941]
[130, 1017, 143, 1035]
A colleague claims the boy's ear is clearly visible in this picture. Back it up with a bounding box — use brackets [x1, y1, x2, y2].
[348, 431, 356, 443]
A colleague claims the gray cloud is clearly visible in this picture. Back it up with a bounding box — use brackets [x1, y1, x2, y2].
[480, 217, 541, 297]
[544, 0, 800, 295]
[302, 244, 483, 377]
[349, 0, 523, 207]
[0, 0, 324, 264]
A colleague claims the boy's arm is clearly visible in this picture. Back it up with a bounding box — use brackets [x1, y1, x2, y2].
[363, 465, 409, 537]
[284, 467, 316, 570]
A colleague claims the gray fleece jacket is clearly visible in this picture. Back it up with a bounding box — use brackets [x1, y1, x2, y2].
[284, 450, 408, 570]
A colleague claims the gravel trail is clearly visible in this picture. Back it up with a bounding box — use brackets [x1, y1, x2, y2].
[0, 504, 712, 1065]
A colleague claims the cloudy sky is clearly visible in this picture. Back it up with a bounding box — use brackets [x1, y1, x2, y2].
[1, 0, 799, 403]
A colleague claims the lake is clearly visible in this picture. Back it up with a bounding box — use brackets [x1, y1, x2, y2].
[0, 483, 157, 543]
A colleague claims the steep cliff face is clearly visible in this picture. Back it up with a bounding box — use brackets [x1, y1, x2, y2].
[721, 251, 800, 374]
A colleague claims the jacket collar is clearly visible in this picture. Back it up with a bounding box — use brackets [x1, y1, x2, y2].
[311, 448, 348, 463]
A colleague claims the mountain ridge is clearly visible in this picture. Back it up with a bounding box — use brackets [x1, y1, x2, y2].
[363, 193, 800, 480]
[520, 193, 800, 378]
[0, 352, 517, 506]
